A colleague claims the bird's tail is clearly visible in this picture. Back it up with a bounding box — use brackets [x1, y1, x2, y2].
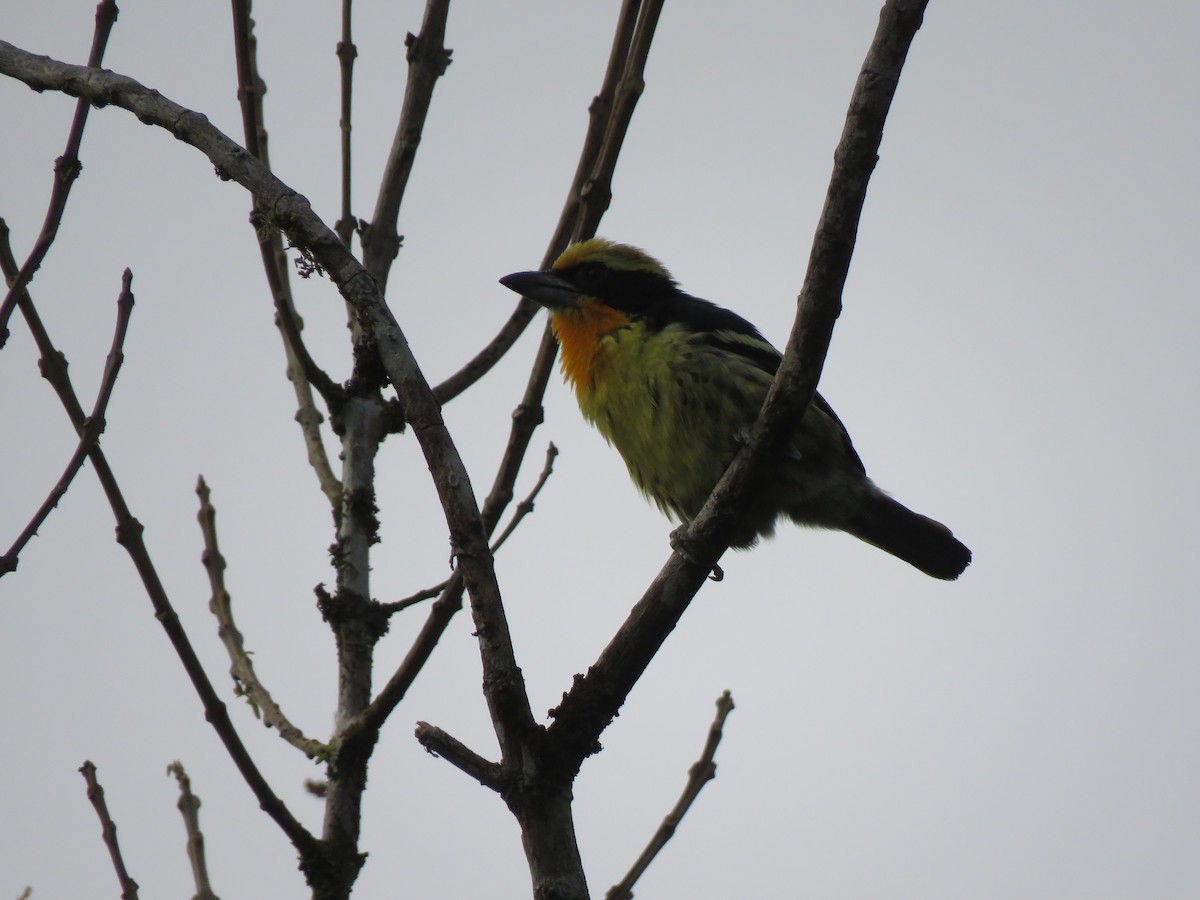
[844, 493, 971, 580]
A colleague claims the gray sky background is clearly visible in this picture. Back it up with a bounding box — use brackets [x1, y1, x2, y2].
[2, 1, 1198, 897]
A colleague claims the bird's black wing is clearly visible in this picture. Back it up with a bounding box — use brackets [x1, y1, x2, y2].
[656, 291, 866, 474]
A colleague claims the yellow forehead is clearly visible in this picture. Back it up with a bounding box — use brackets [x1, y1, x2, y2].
[552, 238, 670, 277]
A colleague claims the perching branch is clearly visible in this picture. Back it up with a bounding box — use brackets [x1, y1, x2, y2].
[0, 0, 117, 348]
[606, 692, 735, 900]
[79, 761, 140, 900]
[196, 477, 328, 759]
[0, 269, 132, 577]
[166, 761, 221, 900]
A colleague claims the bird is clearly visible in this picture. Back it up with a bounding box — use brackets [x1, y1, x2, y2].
[499, 238, 971, 580]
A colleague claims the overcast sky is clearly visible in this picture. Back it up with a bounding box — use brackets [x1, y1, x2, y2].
[2, 1, 1198, 898]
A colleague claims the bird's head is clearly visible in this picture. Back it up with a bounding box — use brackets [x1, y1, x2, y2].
[499, 238, 772, 394]
[499, 238, 677, 319]
[499, 239, 683, 392]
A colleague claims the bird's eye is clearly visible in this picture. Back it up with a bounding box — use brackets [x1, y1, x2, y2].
[574, 262, 606, 289]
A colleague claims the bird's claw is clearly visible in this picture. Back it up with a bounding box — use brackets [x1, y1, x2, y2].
[669, 525, 724, 581]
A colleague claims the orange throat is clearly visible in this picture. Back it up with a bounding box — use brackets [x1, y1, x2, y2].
[550, 298, 631, 395]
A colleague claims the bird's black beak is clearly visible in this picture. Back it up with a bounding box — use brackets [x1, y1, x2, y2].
[499, 270, 581, 310]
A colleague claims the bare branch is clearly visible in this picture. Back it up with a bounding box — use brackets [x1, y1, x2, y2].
[0, 0, 118, 348]
[378, 441, 559, 614]
[431, 0, 652, 405]
[543, 0, 932, 774]
[360, 0, 452, 290]
[166, 762, 221, 900]
[606, 692, 735, 900]
[471, 0, 664, 545]
[333, 0, 357, 248]
[1, 269, 133, 577]
[196, 477, 328, 759]
[414, 722, 504, 792]
[352, 440, 560, 747]
[230, 1, 345, 516]
[79, 761, 140, 900]
[429, 302, 541, 405]
[487, 441, 559, 556]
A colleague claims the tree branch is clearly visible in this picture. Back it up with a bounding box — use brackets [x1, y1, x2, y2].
[414, 722, 504, 792]
[333, 0, 357, 248]
[0, 0, 118, 348]
[1, 269, 132, 577]
[196, 477, 328, 759]
[79, 761, 140, 900]
[378, 441, 558, 615]
[360, 0, 452, 290]
[606, 692, 735, 900]
[431, 0, 652, 405]
[230, 0, 345, 518]
[166, 761, 221, 900]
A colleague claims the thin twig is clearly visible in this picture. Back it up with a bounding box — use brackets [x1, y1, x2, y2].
[196, 477, 328, 759]
[333, 0, 357, 248]
[606, 692, 735, 900]
[488, 441, 559, 556]
[543, 0, 933, 773]
[79, 761, 140, 900]
[230, 0, 345, 518]
[0, 225, 319, 860]
[360, 0, 452, 291]
[166, 762, 221, 900]
[0, 0, 118, 347]
[378, 441, 558, 614]
[1, 269, 133, 577]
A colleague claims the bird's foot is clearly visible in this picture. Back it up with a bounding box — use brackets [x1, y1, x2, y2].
[669, 525, 723, 582]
